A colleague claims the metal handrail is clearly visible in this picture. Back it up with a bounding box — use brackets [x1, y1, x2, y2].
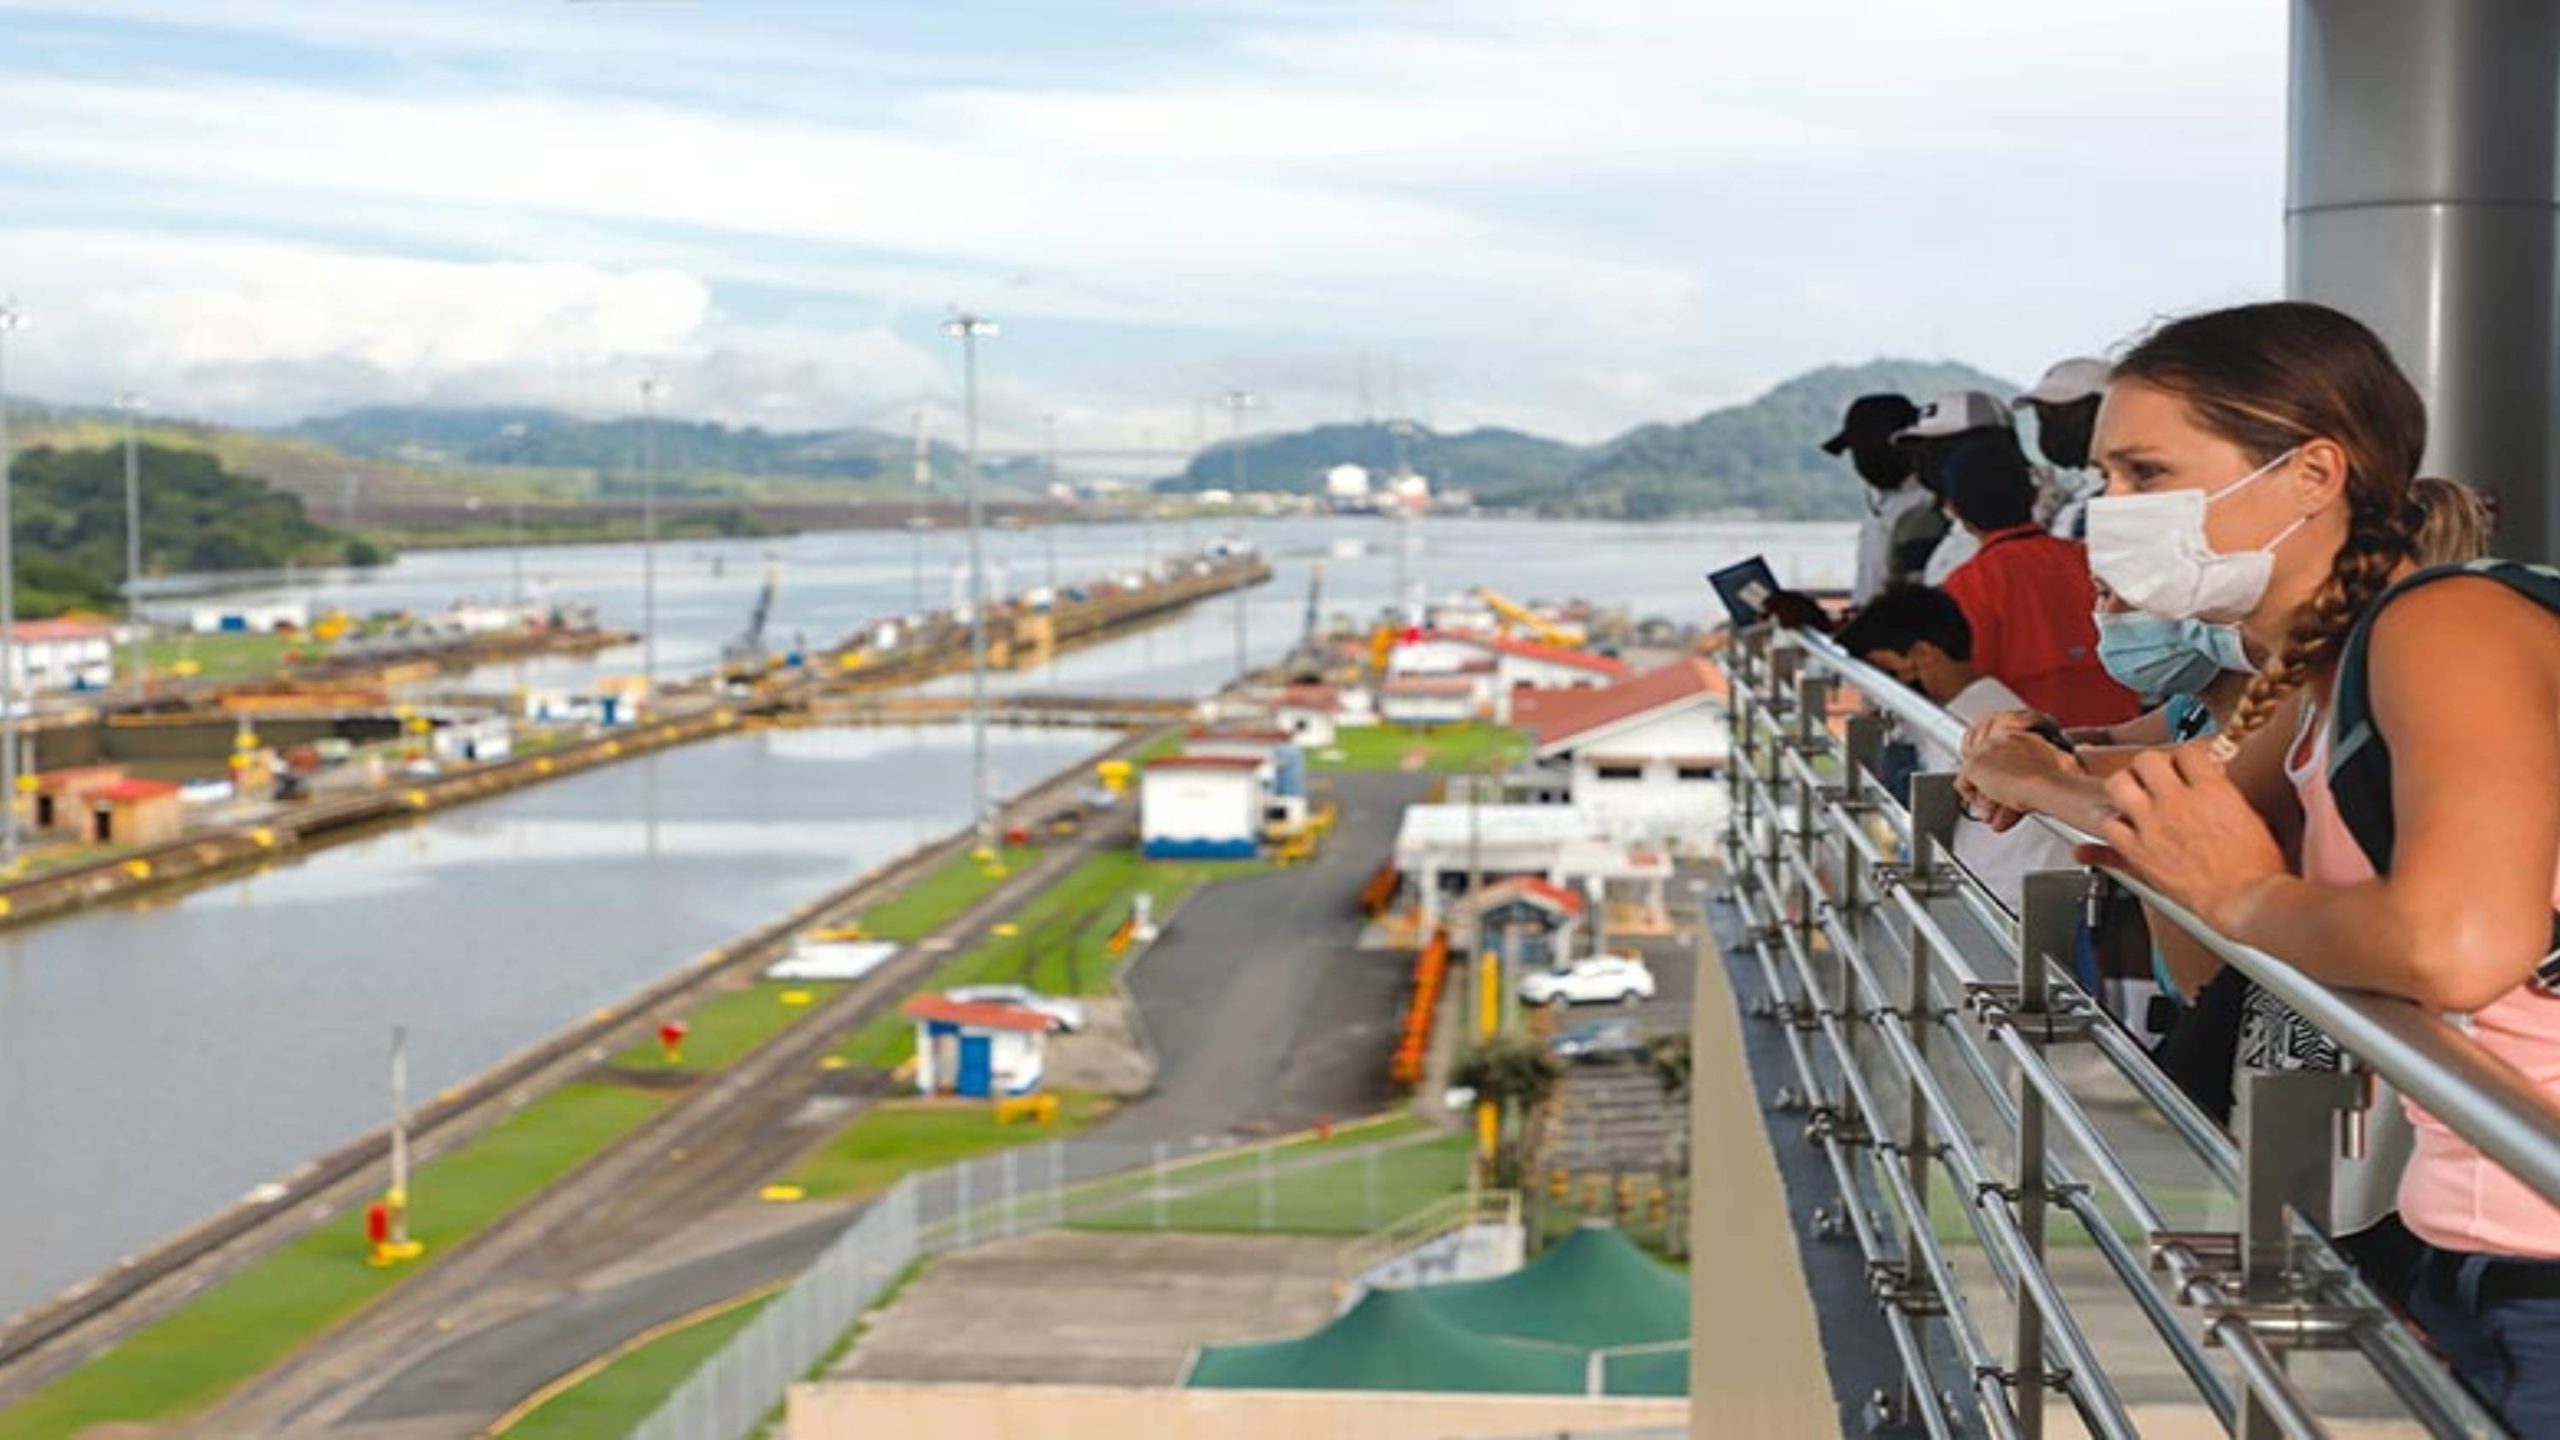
[1786, 625, 2560, 1208]
[1717, 622, 2516, 1439]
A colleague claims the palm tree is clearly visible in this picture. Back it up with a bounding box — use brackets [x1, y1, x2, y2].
[1453, 1035, 1561, 1191]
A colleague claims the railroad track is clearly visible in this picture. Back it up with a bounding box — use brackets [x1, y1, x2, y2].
[0, 723, 1163, 1410]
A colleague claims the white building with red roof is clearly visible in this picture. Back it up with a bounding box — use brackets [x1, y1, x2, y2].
[1515, 657, 1732, 852]
[6, 619, 114, 692]
[1387, 631, 1628, 723]
[902, 994, 1051, 1097]
[1139, 753, 1266, 859]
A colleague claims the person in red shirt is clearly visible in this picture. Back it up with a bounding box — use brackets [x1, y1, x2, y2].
[1937, 433, 2138, 728]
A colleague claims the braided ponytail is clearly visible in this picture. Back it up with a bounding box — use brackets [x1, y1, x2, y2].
[2112, 302, 2430, 760]
[2213, 502, 2413, 757]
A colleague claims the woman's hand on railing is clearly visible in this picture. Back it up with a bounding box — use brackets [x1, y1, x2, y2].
[1959, 707, 2053, 763]
[2077, 745, 2291, 937]
[1956, 730, 2082, 833]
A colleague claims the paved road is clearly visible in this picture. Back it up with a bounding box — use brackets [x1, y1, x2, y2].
[1099, 769, 1433, 1147]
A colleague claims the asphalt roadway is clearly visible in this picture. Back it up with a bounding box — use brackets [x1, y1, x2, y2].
[1098, 768, 1434, 1147]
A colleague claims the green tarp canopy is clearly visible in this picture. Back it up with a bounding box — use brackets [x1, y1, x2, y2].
[1415, 1223, 1691, 1351]
[1187, 1225, 1691, 1397]
[1187, 1286, 1586, 1394]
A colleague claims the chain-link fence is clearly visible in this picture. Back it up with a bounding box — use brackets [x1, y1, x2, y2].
[629, 1115, 1469, 1440]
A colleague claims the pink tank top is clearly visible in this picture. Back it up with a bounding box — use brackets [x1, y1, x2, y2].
[2288, 704, 2560, 1259]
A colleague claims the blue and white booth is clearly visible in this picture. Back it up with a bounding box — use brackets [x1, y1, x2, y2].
[902, 994, 1050, 1097]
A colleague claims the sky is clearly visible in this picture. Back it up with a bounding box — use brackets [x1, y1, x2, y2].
[0, 1, 2289, 456]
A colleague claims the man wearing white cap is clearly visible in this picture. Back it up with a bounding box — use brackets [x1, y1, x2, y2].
[1892, 389, 2019, 586]
[2015, 357, 2110, 538]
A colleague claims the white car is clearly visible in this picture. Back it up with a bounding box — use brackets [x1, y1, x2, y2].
[1517, 954, 1656, 1008]
[943, 983, 1088, 1032]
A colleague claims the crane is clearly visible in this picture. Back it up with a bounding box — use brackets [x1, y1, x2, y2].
[1472, 586, 1578, 648]
[724, 557, 780, 669]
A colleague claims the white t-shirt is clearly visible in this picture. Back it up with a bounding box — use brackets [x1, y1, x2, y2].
[1920, 524, 1978, 588]
[1855, 481, 1940, 605]
[1927, 676, 2079, 912]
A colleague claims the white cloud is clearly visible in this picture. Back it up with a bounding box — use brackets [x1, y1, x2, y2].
[0, 0, 2290, 442]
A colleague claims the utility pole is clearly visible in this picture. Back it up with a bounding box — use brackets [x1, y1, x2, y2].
[0, 300, 23, 871]
[943, 313, 999, 852]
[1392, 421, 1416, 626]
[637, 377, 661, 705]
[1224, 390, 1255, 679]
[116, 391, 145, 698]
[388, 1025, 413, 1252]
[910, 408, 929, 612]
[1043, 412, 1060, 591]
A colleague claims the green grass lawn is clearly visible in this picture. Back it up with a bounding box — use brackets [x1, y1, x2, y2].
[835, 848, 1267, 1070]
[140, 631, 309, 683]
[855, 844, 1041, 942]
[1307, 723, 1527, 773]
[0, 1083, 666, 1439]
[610, 981, 845, 1073]
[499, 1292, 777, 1440]
[783, 1093, 1115, 1200]
[1065, 1130, 1471, 1235]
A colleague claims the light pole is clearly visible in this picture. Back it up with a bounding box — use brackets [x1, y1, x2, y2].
[942, 313, 998, 852]
[115, 391, 145, 698]
[1391, 419, 1417, 626]
[910, 408, 930, 613]
[1224, 389, 1256, 678]
[1043, 412, 1060, 592]
[0, 300, 23, 870]
[637, 377, 661, 705]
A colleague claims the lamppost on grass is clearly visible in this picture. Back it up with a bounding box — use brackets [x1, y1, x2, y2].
[942, 313, 999, 853]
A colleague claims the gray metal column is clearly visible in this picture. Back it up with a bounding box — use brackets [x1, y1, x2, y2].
[2288, 0, 2560, 561]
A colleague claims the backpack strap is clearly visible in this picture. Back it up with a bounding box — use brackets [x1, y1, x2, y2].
[2327, 560, 2560, 983]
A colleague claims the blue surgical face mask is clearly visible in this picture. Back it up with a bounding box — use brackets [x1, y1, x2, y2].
[2094, 610, 2225, 697]
[2182, 617, 2256, 676]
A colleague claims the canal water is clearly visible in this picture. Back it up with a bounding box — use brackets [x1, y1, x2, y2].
[0, 724, 1112, 1317]
[164, 514, 1857, 698]
[6, 517, 1857, 1317]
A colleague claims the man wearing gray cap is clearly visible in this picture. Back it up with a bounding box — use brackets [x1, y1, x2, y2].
[2014, 357, 2110, 538]
[1892, 389, 2020, 586]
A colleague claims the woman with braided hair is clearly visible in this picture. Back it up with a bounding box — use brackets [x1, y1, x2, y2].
[1959, 300, 2560, 1431]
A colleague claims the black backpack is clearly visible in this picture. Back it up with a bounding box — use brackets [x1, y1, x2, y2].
[2327, 560, 2560, 986]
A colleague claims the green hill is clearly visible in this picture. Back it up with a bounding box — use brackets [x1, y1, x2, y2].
[2, 443, 381, 616]
[1154, 358, 2021, 520]
[293, 405, 969, 495]
[1566, 358, 2020, 520]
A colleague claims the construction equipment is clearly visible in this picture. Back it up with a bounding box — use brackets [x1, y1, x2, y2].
[1472, 587, 1579, 648]
[722, 557, 780, 671]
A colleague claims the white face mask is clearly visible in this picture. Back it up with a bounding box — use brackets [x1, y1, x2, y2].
[2084, 447, 2308, 621]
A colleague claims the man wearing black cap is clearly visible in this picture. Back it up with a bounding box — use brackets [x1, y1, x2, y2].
[1823, 393, 1945, 606]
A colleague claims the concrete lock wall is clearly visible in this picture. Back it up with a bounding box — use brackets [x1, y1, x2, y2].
[786, 1382, 1689, 1440]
